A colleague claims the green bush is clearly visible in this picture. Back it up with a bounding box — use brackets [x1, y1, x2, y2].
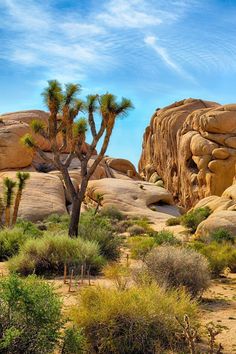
[44, 214, 70, 232]
[0, 274, 62, 354]
[127, 224, 145, 236]
[130, 217, 153, 232]
[166, 217, 181, 226]
[0, 229, 27, 260]
[15, 219, 43, 238]
[128, 236, 155, 260]
[100, 205, 124, 221]
[71, 285, 198, 354]
[0, 222, 42, 261]
[151, 229, 181, 246]
[79, 210, 121, 261]
[191, 241, 236, 276]
[145, 246, 210, 297]
[210, 228, 235, 244]
[181, 207, 211, 233]
[8, 233, 104, 276]
[61, 327, 87, 354]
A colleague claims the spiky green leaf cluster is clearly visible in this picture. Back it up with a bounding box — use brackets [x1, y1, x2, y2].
[16, 172, 30, 190]
[100, 93, 134, 118]
[73, 118, 88, 137]
[21, 134, 36, 149]
[3, 177, 16, 207]
[31, 119, 45, 134]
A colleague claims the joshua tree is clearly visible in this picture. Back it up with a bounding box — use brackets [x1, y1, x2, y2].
[22, 80, 133, 237]
[0, 197, 4, 227]
[3, 177, 16, 227]
[12, 172, 30, 226]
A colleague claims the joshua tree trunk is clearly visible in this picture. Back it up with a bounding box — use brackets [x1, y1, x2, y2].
[69, 196, 82, 237]
[5, 207, 11, 228]
[12, 190, 22, 226]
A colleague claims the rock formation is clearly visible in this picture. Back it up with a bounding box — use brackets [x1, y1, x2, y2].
[87, 178, 180, 226]
[193, 182, 236, 237]
[1, 109, 176, 222]
[139, 98, 236, 209]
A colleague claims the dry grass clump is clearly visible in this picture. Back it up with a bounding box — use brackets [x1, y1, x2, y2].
[145, 246, 210, 297]
[71, 285, 198, 354]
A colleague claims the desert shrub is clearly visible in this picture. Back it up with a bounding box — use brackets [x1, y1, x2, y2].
[15, 219, 43, 238]
[130, 217, 153, 232]
[79, 210, 121, 261]
[151, 229, 181, 246]
[0, 229, 27, 260]
[100, 205, 125, 220]
[45, 214, 70, 232]
[210, 228, 235, 244]
[61, 327, 87, 354]
[127, 224, 145, 236]
[145, 246, 210, 297]
[71, 285, 198, 354]
[191, 241, 236, 276]
[128, 236, 155, 260]
[0, 274, 62, 354]
[8, 233, 104, 276]
[181, 207, 211, 233]
[114, 219, 133, 233]
[166, 217, 181, 226]
[0, 221, 43, 261]
[103, 263, 131, 290]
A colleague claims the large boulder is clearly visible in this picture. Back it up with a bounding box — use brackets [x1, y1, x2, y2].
[0, 172, 67, 222]
[139, 99, 236, 208]
[0, 120, 33, 170]
[194, 184, 236, 237]
[87, 178, 180, 226]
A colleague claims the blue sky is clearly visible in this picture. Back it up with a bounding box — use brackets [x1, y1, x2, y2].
[0, 0, 236, 166]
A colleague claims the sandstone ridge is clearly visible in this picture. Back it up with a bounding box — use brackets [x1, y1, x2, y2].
[139, 98, 236, 208]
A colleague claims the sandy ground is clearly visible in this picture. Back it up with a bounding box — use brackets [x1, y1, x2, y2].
[1, 255, 236, 353]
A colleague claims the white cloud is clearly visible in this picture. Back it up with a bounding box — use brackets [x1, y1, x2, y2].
[144, 35, 181, 72]
[97, 0, 163, 28]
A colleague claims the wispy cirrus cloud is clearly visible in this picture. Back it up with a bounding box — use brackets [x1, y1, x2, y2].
[1, 0, 236, 86]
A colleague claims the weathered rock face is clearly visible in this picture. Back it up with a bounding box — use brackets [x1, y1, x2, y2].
[0, 120, 33, 170]
[87, 178, 180, 227]
[194, 183, 236, 237]
[139, 98, 236, 208]
[0, 172, 67, 221]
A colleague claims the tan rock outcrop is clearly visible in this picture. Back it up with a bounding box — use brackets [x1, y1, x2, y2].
[0, 172, 67, 221]
[87, 178, 180, 227]
[139, 98, 236, 208]
[194, 183, 236, 237]
[0, 120, 33, 170]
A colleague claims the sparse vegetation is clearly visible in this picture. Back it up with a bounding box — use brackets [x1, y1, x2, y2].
[100, 205, 125, 221]
[127, 224, 145, 235]
[71, 285, 198, 354]
[166, 216, 181, 226]
[128, 236, 155, 260]
[210, 228, 235, 244]
[145, 246, 211, 297]
[191, 241, 236, 276]
[180, 207, 212, 233]
[151, 229, 181, 245]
